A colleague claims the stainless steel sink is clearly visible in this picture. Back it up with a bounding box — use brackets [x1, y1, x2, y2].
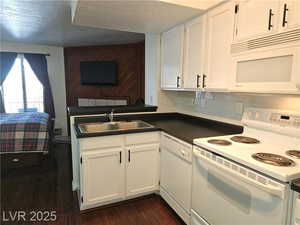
[78, 120, 154, 134]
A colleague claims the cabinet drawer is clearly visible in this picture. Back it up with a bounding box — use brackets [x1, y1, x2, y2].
[125, 132, 160, 145]
[79, 135, 123, 151]
[161, 133, 192, 162]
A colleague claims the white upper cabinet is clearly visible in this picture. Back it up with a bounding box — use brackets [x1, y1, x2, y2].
[184, 15, 207, 89]
[161, 25, 185, 89]
[234, 0, 280, 42]
[205, 1, 235, 90]
[279, 0, 300, 31]
[126, 143, 159, 197]
[159, 0, 300, 94]
[234, 0, 300, 42]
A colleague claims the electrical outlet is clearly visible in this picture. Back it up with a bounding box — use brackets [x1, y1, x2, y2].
[204, 92, 214, 100]
[200, 99, 206, 108]
[194, 91, 207, 107]
[194, 91, 203, 105]
[235, 102, 244, 115]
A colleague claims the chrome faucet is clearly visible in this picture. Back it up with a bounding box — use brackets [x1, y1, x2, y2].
[108, 109, 114, 122]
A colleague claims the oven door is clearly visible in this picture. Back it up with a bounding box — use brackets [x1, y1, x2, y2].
[192, 147, 290, 225]
[292, 191, 300, 225]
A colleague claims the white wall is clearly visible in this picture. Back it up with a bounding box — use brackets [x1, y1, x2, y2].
[165, 91, 300, 125]
[145, 34, 158, 106]
[1, 42, 68, 134]
[145, 34, 177, 112]
[145, 35, 300, 125]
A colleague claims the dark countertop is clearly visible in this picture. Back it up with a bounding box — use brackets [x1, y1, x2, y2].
[292, 179, 300, 193]
[144, 116, 242, 144]
[74, 113, 243, 144]
[68, 104, 158, 116]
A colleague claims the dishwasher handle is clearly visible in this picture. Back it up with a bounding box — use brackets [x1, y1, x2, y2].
[193, 150, 286, 199]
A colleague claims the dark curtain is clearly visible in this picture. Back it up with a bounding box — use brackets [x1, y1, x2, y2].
[0, 52, 18, 113]
[24, 53, 55, 118]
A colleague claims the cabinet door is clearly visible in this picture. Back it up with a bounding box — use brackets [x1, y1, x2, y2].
[126, 143, 159, 197]
[81, 148, 125, 206]
[184, 16, 207, 89]
[205, 1, 235, 90]
[280, 0, 300, 30]
[234, 0, 280, 41]
[161, 25, 184, 89]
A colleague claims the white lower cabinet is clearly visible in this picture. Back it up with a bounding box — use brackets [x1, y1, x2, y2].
[78, 132, 160, 210]
[80, 148, 125, 207]
[126, 143, 160, 197]
[160, 133, 193, 224]
[78, 130, 194, 221]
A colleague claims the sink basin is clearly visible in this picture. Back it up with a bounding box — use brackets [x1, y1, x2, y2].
[78, 120, 154, 134]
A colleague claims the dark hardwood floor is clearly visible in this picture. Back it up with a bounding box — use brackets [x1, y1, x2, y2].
[1, 144, 185, 225]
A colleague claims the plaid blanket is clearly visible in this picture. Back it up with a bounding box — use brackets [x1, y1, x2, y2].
[0, 112, 50, 153]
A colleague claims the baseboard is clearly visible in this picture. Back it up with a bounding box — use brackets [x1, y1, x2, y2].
[80, 193, 157, 213]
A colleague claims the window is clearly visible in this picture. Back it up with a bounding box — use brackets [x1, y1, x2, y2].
[2, 54, 44, 113]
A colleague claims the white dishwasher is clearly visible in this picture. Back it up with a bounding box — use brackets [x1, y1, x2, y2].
[160, 133, 193, 224]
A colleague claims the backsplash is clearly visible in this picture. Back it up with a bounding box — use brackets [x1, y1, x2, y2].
[158, 91, 300, 124]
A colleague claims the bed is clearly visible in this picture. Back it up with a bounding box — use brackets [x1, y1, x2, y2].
[0, 112, 51, 169]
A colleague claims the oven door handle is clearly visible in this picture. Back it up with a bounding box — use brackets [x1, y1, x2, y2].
[193, 150, 286, 199]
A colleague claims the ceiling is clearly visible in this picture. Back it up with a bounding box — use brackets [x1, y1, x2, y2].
[72, 0, 210, 33]
[0, 0, 145, 47]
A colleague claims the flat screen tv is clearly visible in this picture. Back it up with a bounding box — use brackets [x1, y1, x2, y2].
[80, 61, 118, 85]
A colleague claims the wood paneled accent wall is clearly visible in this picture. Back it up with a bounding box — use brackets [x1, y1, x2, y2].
[64, 42, 145, 106]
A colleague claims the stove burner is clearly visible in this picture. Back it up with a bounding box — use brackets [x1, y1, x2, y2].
[231, 136, 260, 144]
[252, 153, 295, 167]
[286, 150, 300, 159]
[207, 139, 232, 146]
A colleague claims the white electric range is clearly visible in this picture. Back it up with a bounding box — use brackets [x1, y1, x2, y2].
[191, 108, 300, 225]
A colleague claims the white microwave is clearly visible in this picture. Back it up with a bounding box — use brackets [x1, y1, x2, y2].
[230, 44, 300, 94]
